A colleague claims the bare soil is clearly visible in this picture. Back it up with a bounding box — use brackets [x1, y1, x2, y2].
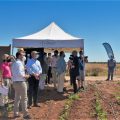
[0, 76, 120, 120]
[68, 77, 120, 120]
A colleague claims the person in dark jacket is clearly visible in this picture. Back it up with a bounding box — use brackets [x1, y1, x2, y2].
[70, 50, 79, 93]
[68, 55, 74, 85]
[46, 53, 52, 84]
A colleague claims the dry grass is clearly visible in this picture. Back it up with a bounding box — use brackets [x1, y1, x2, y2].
[86, 63, 120, 76]
[65, 63, 120, 77]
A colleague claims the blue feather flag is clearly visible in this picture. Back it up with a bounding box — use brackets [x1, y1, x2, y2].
[102, 42, 114, 59]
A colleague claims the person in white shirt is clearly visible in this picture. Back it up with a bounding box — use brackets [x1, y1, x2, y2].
[51, 50, 59, 89]
[11, 52, 31, 119]
[26, 51, 42, 108]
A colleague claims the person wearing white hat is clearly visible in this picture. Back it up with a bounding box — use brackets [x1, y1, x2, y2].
[26, 51, 42, 108]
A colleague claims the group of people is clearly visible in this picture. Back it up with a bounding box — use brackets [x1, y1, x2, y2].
[68, 50, 88, 93]
[37, 50, 66, 93]
[0, 50, 42, 119]
[0, 49, 67, 119]
[42, 49, 88, 94]
[0, 47, 117, 119]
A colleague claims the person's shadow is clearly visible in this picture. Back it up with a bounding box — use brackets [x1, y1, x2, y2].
[37, 85, 70, 103]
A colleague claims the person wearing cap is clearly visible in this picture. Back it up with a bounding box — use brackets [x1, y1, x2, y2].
[106, 56, 116, 81]
[51, 50, 59, 89]
[26, 51, 42, 108]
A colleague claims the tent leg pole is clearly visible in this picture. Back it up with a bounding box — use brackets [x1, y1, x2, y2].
[12, 47, 14, 55]
[83, 47, 86, 88]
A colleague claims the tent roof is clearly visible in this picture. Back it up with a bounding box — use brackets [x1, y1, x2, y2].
[12, 22, 84, 50]
[16, 22, 81, 40]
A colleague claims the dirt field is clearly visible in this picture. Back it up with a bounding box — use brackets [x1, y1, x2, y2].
[68, 77, 120, 120]
[0, 76, 120, 120]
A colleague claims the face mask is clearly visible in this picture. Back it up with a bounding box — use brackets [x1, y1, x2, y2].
[63, 54, 65, 57]
[7, 59, 11, 62]
[11, 58, 16, 62]
[3, 60, 6, 62]
[35, 55, 39, 59]
[54, 53, 58, 56]
[22, 56, 26, 61]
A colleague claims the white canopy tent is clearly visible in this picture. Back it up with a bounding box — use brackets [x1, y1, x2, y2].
[12, 22, 84, 52]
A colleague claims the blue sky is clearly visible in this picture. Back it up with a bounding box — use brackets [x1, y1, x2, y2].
[0, 0, 120, 62]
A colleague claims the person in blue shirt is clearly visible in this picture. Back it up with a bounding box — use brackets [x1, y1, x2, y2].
[77, 51, 88, 91]
[106, 56, 116, 81]
[26, 51, 42, 109]
[56, 51, 66, 93]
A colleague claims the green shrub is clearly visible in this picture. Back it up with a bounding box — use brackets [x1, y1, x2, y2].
[91, 68, 102, 76]
[86, 68, 105, 76]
